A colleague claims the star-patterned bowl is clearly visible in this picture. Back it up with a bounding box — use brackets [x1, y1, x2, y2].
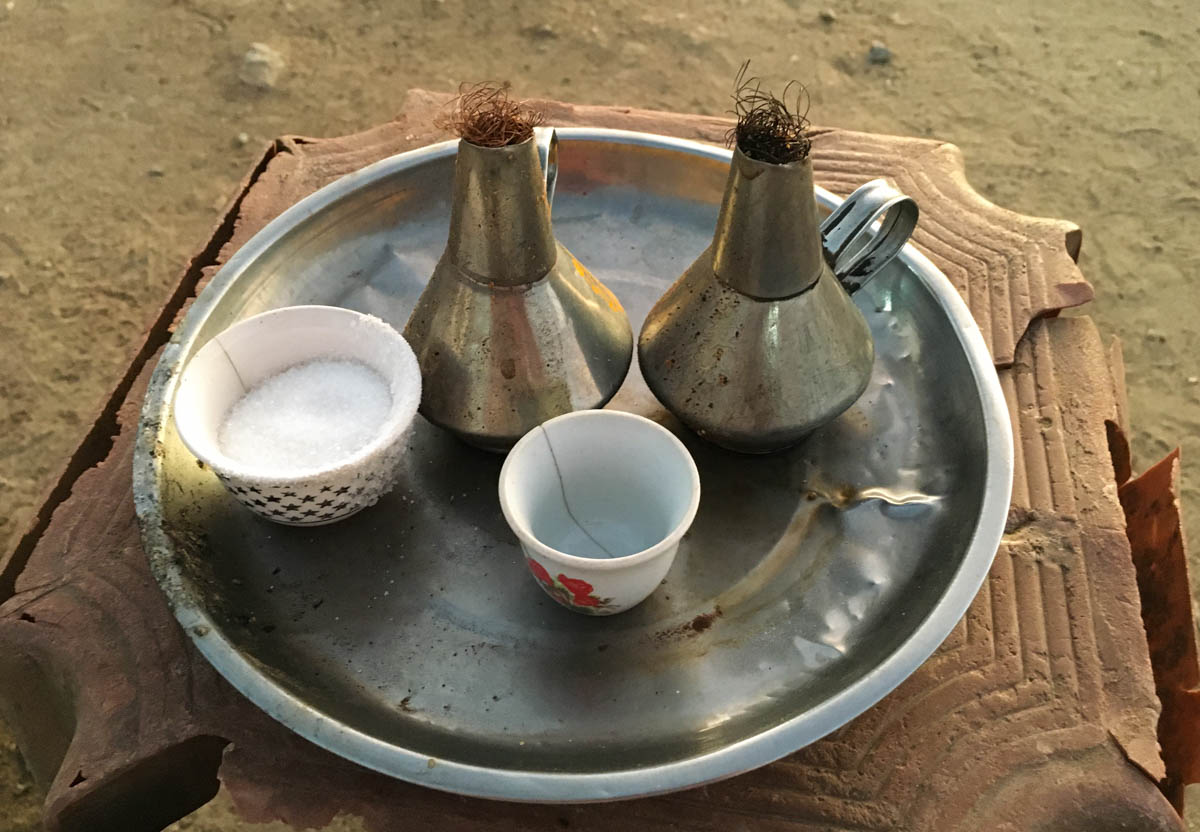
[172, 305, 421, 526]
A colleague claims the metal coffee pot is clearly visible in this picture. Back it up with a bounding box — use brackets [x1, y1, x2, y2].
[404, 129, 634, 451]
[638, 146, 918, 453]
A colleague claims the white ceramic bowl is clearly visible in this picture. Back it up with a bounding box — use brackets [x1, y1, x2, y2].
[498, 410, 701, 615]
[173, 305, 421, 525]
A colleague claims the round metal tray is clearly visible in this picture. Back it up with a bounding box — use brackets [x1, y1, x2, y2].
[134, 130, 1013, 802]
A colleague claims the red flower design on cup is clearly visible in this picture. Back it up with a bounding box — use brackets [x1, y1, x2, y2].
[526, 557, 553, 586]
[557, 574, 601, 608]
[524, 559, 612, 612]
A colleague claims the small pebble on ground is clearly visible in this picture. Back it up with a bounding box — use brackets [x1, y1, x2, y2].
[239, 42, 285, 90]
[868, 40, 892, 64]
[522, 23, 557, 39]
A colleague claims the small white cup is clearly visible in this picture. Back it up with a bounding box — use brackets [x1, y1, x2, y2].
[499, 410, 701, 615]
[173, 305, 421, 525]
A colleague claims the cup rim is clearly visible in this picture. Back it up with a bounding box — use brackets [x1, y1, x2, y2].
[173, 305, 420, 484]
[498, 410, 702, 571]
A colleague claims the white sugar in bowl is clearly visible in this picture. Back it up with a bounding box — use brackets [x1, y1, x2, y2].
[173, 305, 421, 525]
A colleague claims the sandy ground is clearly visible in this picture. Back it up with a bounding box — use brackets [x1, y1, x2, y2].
[1, 0, 1198, 828]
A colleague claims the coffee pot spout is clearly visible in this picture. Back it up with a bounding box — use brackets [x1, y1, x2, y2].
[710, 148, 827, 299]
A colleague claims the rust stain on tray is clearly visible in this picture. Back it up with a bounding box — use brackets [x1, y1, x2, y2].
[654, 606, 723, 642]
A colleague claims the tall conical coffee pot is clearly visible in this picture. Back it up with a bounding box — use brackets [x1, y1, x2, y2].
[638, 147, 917, 453]
[405, 129, 633, 451]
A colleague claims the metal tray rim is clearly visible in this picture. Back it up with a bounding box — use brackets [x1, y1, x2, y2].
[133, 128, 1014, 802]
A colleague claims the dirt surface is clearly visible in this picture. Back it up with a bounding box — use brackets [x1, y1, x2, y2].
[1, 0, 1198, 829]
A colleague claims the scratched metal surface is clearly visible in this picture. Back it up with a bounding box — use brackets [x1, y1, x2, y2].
[134, 131, 1012, 801]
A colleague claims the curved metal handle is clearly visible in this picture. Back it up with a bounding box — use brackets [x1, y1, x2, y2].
[534, 127, 559, 209]
[820, 179, 919, 294]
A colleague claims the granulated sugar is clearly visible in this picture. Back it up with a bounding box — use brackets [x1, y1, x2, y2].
[218, 359, 392, 475]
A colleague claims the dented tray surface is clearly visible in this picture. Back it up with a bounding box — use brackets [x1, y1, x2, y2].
[134, 130, 1013, 801]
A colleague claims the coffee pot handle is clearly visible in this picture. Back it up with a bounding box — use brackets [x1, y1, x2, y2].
[534, 127, 559, 209]
[820, 179, 919, 294]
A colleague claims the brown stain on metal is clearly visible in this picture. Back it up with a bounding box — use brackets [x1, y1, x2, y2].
[653, 606, 723, 642]
[833, 485, 857, 508]
[803, 485, 861, 509]
[690, 606, 723, 632]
